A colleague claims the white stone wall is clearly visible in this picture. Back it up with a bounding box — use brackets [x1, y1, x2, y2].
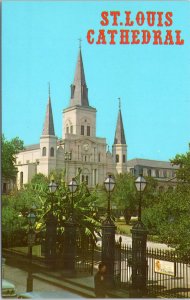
[16, 149, 40, 165]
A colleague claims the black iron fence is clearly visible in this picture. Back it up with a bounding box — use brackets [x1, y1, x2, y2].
[75, 234, 95, 275]
[114, 237, 190, 298]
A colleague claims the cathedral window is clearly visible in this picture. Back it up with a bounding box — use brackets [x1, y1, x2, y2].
[123, 154, 126, 163]
[50, 147, 54, 157]
[116, 154, 119, 163]
[81, 125, 84, 135]
[86, 175, 89, 185]
[82, 175, 85, 182]
[42, 147, 46, 156]
[20, 172, 23, 187]
[70, 125, 73, 134]
[87, 126, 90, 136]
[66, 126, 69, 134]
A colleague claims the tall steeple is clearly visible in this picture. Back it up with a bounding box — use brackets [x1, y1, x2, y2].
[62, 45, 96, 139]
[42, 84, 55, 136]
[114, 98, 126, 145]
[112, 98, 127, 174]
[70, 43, 89, 107]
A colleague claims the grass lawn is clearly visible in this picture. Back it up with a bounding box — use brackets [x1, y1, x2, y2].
[116, 219, 160, 242]
[116, 221, 132, 236]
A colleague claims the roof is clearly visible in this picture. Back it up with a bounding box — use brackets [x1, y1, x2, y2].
[69, 48, 89, 107]
[127, 158, 179, 169]
[23, 144, 40, 151]
[114, 108, 126, 144]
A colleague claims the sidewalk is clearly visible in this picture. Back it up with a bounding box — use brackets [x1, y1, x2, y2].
[32, 270, 130, 298]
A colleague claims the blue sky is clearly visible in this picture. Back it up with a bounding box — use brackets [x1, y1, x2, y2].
[2, 1, 190, 161]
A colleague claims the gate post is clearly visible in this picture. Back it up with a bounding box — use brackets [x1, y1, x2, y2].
[131, 221, 148, 296]
[101, 216, 116, 288]
[45, 211, 57, 266]
[63, 215, 77, 274]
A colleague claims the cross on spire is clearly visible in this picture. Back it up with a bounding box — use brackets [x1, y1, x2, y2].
[118, 97, 121, 110]
[48, 82, 51, 98]
[78, 38, 82, 49]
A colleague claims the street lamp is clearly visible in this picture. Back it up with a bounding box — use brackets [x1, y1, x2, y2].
[63, 178, 78, 273]
[26, 207, 36, 292]
[104, 175, 115, 219]
[102, 175, 116, 287]
[68, 178, 78, 214]
[48, 180, 58, 193]
[45, 180, 58, 265]
[135, 174, 147, 221]
[131, 173, 148, 296]
[48, 180, 58, 209]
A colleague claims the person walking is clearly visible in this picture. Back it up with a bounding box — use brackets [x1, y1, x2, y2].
[94, 262, 107, 298]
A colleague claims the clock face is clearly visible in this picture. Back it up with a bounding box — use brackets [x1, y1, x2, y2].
[83, 143, 89, 151]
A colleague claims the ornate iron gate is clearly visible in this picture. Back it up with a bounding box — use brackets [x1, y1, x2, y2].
[114, 237, 190, 298]
[75, 234, 95, 275]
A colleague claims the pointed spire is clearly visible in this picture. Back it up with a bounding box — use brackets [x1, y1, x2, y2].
[70, 45, 89, 107]
[114, 98, 126, 144]
[42, 84, 55, 136]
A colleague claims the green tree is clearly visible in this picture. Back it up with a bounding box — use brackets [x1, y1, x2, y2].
[143, 145, 190, 252]
[2, 135, 24, 179]
[170, 146, 190, 182]
[112, 173, 137, 224]
[143, 186, 190, 252]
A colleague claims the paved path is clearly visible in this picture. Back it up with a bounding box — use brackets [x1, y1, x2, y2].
[3, 264, 67, 295]
[115, 234, 173, 250]
[96, 233, 173, 250]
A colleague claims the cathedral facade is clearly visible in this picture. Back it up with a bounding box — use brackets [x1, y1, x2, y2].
[15, 47, 127, 188]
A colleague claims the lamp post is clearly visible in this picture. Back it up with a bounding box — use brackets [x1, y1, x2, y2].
[63, 178, 78, 274]
[48, 180, 58, 209]
[45, 180, 58, 266]
[26, 207, 36, 292]
[102, 175, 116, 287]
[135, 175, 147, 222]
[131, 173, 148, 296]
[64, 151, 72, 183]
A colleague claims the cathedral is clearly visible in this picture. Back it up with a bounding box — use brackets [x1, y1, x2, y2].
[15, 47, 127, 188]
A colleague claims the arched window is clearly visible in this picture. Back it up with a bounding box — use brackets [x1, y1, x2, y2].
[87, 126, 90, 136]
[116, 154, 119, 163]
[86, 175, 89, 185]
[20, 172, 23, 187]
[42, 147, 46, 156]
[81, 125, 84, 135]
[50, 147, 54, 157]
[123, 154, 126, 163]
[70, 125, 73, 134]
